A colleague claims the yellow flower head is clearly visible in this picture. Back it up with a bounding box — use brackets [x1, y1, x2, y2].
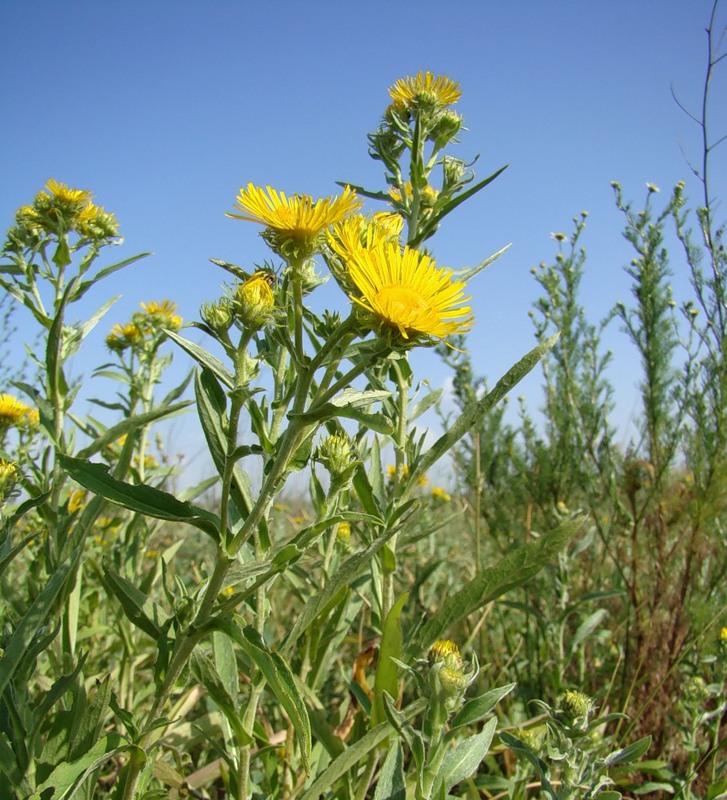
[45, 178, 93, 207]
[228, 184, 361, 260]
[140, 300, 183, 331]
[328, 213, 404, 256]
[431, 486, 452, 503]
[344, 242, 473, 343]
[389, 71, 462, 112]
[106, 323, 143, 352]
[429, 639, 462, 667]
[720, 626, 727, 643]
[0, 394, 35, 429]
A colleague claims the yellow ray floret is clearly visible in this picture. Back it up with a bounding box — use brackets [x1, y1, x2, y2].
[389, 71, 462, 110]
[345, 242, 473, 341]
[0, 394, 35, 427]
[228, 184, 361, 242]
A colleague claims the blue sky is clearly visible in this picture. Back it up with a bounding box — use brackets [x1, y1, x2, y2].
[2, 1, 726, 468]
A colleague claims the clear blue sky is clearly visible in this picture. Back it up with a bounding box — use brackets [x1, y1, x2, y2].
[2, 1, 726, 465]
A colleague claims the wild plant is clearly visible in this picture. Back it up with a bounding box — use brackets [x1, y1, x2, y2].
[0, 71, 593, 800]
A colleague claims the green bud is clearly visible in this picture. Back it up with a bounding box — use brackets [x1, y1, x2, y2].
[316, 433, 354, 478]
[202, 298, 234, 333]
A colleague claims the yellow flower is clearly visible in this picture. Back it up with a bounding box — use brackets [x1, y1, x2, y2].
[387, 463, 409, 481]
[720, 627, 727, 642]
[106, 323, 143, 352]
[140, 299, 183, 331]
[389, 71, 462, 111]
[337, 522, 351, 542]
[429, 639, 461, 666]
[45, 178, 93, 207]
[417, 474, 429, 487]
[227, 183, 361, 258]
[344, 242, 473, 342]
[68, 489, 86, 514]
[0, 394, 35, 429]
[431, 486, 451, 503]
[389, 182, 439, 208]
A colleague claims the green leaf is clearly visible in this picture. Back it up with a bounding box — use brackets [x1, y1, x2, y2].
[102, 567, 165, 639]
[451, 683, 517, 730]
[604, 736, 652, 766]
[284, 526, 399, 649]
[68, 676, 113, 762]
[74, 252, 150, 301]
[75, 401, 193, 460]
[165, 329, 235, 388]
[299, 699, 426, 800]
[0, 543, 82, 697]
[195, 369, 253, 522]
[435, 716, 497, 796]
[410, 164, 509, 248]
[499, 730, 555, 798]
[60, 455, 220, 543]
[31, 732, 128, 800]
[372, 740, 405, 800]
[566, 609, 609, 662]
[190, 650, 250, 747]
[409, 334, 559, 487]
[455, 243, 512, 283]
[214, 621, 311, 771]
[371, 593, 407, 728]
[411, 515, 585, 655]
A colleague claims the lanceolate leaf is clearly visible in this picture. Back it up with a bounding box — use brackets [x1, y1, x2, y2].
[60, 455, 220, 542]
[284, 525, 400, 650]
[409, 333, 559, 488]
[165, 330, 234, 388]
[371, 592, 407, 728]
[75, 401, 193, 460]
[410, 515, 585, 656]
[190, 650, 250, 747]
[0, 543, 82, 697]
[435, 717, 498, 796]
[212, 620, 311, 772]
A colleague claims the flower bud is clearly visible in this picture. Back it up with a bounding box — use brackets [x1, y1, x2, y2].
[234, 272, 275, 329]
[201, 299, 234, 333]
[0, 460, 17, 506]
[316, 433, 354, 478]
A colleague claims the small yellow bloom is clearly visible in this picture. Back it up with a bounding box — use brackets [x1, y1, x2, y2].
[106, 323, 143, 352]
[389, 71, 462, 111]
[337, 522, 351, 542]
[140, 299, 183, 331]
[719, 626, 727, 642]
[228, 184, 361, 259]
[387, 463, 409, 481]
[431, 486, 451, 503]
[68, 489, 86, 514]
[417, 474, 429, 487]
[344, 242, 473, 342]
[389, 182, 439, 208]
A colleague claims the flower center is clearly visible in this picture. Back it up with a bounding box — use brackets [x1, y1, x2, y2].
[376, 284, 430, 317]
